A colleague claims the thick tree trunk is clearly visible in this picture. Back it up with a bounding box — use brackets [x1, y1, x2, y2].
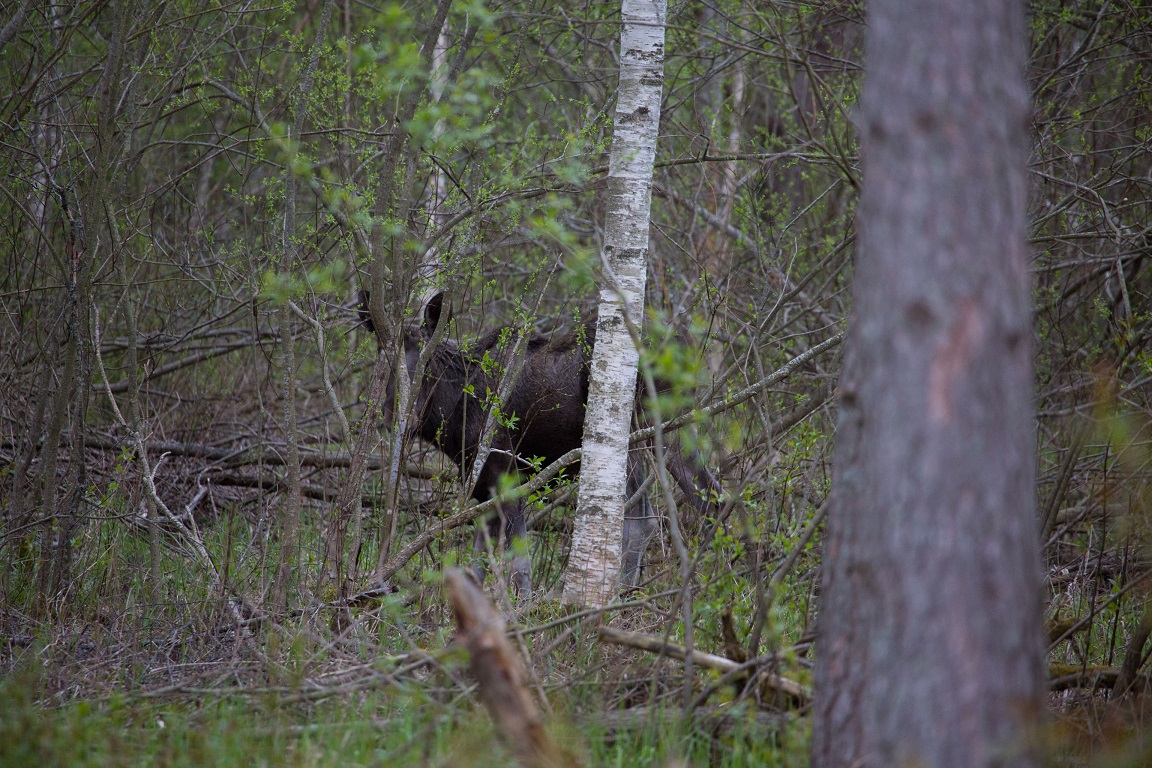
[811, 2, 1046, 767]
[562, 0, 665, 608]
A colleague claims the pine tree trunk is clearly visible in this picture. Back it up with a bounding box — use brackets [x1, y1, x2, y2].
[562, 0, 665, 608]
[811, 1, 1046, 766]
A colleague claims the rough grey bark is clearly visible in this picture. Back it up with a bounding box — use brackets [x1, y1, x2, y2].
[562, 0, 665, 608]
[811, 1, 1046, 767]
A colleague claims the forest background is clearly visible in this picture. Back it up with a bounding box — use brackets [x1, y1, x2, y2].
[1, 0, 1150, 765]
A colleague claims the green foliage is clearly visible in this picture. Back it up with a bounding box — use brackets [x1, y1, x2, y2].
[260, 260, 348, 303]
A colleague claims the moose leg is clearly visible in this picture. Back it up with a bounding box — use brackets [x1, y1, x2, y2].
[471, 451, 532, 595]
[503, 502, 531, 595]
[621, 454, 658, 589]
[472, 508, 531, 594]
[666, 441, 721, 523]
[470, 515, 501, 585]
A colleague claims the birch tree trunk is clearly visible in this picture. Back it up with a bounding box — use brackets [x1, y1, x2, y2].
[811, 1, 1046, 766]
[561, 0, 665, 608]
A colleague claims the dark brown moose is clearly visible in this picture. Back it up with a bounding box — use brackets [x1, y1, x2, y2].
[365, 292, 716, 594]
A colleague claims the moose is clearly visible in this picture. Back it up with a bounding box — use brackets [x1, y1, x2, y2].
[363, 291, 717, 594]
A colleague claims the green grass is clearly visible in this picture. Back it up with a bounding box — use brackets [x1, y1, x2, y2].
[0, 677, 444, 768]
[0, 670, 808, 768]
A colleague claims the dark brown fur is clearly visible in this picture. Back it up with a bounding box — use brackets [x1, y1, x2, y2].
[368, 292, 716, 592]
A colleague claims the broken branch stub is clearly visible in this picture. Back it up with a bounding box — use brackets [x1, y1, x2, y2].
[445, 570, 578, 768]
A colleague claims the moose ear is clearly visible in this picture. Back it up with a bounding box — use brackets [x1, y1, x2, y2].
[424, 291, 446, 334]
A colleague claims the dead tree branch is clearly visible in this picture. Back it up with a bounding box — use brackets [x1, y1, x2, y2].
[445, 569, 578, 768]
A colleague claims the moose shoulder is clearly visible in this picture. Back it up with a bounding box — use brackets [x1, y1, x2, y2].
[363, 292, 716, 594]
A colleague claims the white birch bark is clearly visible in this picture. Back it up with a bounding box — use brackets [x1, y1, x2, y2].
[562, 0, 666, 608]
